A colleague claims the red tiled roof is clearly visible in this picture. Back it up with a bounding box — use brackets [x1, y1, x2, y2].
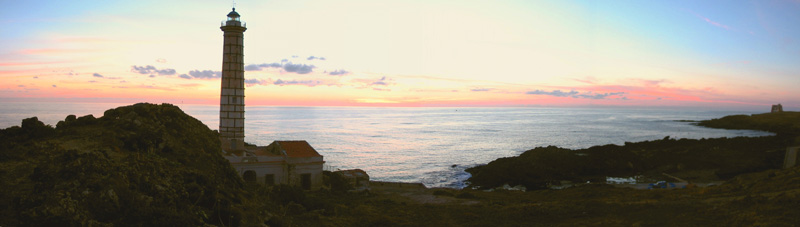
[275, 140, 322, 158]
[250, 145, 281, 156]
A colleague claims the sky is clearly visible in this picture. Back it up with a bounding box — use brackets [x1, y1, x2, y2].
[1, 0, 799, 109]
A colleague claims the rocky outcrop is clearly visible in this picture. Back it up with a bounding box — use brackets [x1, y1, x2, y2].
[467, 131, 792, 190]
[0, 103, 260, 226]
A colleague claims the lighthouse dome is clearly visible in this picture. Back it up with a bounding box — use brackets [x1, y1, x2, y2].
[227, 8, 240, 20]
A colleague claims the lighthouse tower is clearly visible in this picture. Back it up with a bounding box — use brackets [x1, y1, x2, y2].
[219, 8, 247, 151]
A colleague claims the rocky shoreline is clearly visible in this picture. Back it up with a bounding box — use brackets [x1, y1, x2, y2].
[2, 103, 799, 226]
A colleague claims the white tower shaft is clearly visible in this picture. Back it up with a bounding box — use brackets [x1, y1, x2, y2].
[220, 8, 247, 150]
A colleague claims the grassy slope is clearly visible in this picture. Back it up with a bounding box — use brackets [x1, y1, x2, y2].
[273, 166, 800, 226]
[0, 103, 269, 226]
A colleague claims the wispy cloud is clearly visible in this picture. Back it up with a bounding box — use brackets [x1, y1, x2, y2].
[573, 76, 599, 85]
[92, 73, 122, 80]
[328, 69, 349, 76]
[244, 78, 271, 87]
[112, 85, 176, 91]
[178, 70, 221, 79]
[372, 76, 391, 86]
[245, 63, 282, 71]
[351, 76, 395, 89]
[526, 89, 625, 99]
[575, 92, 625, 99]
[131, 65, 177, 75]
[19, 48, 98, 55]
[636, 79, 668, 87]
[688, 10, 732, 31]
[245, 61, 314, 74]
[0, 61, 68, 67]
[274, 79, 323, 87]
[283, 63, 314, 74]
[526, 89, 579, 97]
[189, 70, 221, 79]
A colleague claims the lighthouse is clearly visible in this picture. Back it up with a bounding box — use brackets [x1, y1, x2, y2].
[217, 7, 325, 190]
[219, 8, 247, 151]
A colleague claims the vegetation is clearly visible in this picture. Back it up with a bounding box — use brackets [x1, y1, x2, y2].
[466, 111, 799, 190]
[697, 111, 800, 136]
[466, 136, 788, 190]
[2, 104, 798, 226]
[293, 166, 800, 226]
[0, 103, 270, 226]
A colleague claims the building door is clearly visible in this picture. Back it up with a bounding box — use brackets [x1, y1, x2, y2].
[243, 170, 256, 183]
[301, 174, 311, 190]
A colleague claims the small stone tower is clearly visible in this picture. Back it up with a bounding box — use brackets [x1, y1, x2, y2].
[219, 8, 247, 151]
[771, 104, 783, 113]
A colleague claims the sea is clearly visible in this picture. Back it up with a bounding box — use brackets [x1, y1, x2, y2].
[0, 102, 774, 188]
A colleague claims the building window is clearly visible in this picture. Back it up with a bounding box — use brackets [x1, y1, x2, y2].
[243, 170, 256, 183]
[265, 174, 275, 186]
[301, 174, 311, 190]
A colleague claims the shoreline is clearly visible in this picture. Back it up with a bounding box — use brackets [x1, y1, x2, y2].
[2, 103, 799, 225]
[464, 111, 799, 190]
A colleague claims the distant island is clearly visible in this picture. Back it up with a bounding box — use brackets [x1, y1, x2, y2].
[1, 103, 799, 226]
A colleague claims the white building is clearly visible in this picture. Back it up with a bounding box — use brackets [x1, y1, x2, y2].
[225, 141, 324, 190]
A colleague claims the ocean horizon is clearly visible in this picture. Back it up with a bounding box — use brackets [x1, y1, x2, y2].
[0, 102, 774, 188]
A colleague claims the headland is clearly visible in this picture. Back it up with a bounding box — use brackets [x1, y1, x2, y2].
[1, 103, 799, 226]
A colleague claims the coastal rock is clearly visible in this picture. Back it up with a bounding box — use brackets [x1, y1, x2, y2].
[467, 132, 792, 190]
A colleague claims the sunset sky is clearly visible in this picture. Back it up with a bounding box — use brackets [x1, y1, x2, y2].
[1, 0, 799, 109]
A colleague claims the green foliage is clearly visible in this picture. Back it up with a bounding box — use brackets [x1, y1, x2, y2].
[0, 103, 257, 226]
[270, 184, 307, 206]
[455, 191, 478, 199]
[324, 171, 354, 192]
[432, 190, 455, 197]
